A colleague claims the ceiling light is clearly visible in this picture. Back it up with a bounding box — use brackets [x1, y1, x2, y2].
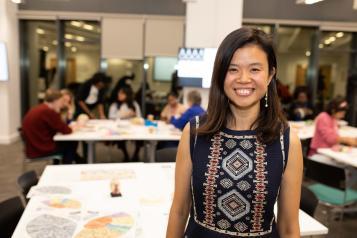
[70, 21, 82, 27]
[71, 47, 77, 52]
[65, 42, 72, 47]
[324, 39, 331, 44]
[83, 24, 94, 31]
[319, 43, 324, 49]
[336, 32, 344, 38]
[328, 36, 336, 42]
[76, 36, 85, 42]
[296, 0, 325, 4]
[305, 51, 311, 57]
[143, 63, 149, 70]
[36, 28, 45, 34]
[52, 40, 58, 45]
[42, 46, 49, 52]
[11, 0, 24, 4]
[65, 34, 73, 40]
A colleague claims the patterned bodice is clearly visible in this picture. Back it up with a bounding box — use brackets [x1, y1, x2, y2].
[185, 117, 290, 238]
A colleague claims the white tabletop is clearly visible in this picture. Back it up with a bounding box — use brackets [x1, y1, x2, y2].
[290, 120, 357, 140]
[13, 163, 327, 237]
[317, 147, 357, 168]
[54, 120, 181, 142]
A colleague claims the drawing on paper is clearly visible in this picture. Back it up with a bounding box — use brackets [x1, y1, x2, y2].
[75, 212, 135, 238]
[43, 198, 81, 209]
[26, 214, 76, 238]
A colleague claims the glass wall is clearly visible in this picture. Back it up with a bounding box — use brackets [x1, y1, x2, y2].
[20, 20, 57, 111]
[318, 31, 352, 100]
[20, 20, 101, 115]
[64, 20, 101, 85]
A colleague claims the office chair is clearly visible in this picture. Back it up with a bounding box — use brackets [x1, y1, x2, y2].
[17, 170, 39, 204]
[300, 185, 319, 217]
[0, 196, 24, 238]
[18, 127, 63, 172]
[304, 157, 357, 220]
[155, 147, 178, 163]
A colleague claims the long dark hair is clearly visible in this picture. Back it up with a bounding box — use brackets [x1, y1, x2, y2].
[197, 27, 287, 144]
[116, 86, 136, 112]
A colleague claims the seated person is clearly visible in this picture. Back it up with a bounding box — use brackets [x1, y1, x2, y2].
[160, 91, 186, 122]
[22, 89, 83, 164]
[289, 86, 314, 121]
[109, 73, 135, 104]
[309, 96, 357, 156]
[108, 86, 142, 162]
[60, 89, 75, 123]
[170, 90, 205, 130]
[108, 87, 141, 120]
[75, 72, 111, 119]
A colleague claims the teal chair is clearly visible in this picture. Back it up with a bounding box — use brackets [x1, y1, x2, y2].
[304, 157, 357, 220]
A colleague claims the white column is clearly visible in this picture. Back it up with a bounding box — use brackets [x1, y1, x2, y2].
[183, 0, 243, 109]
[185, 0, 243, 48]
[0, 0, 21, 144]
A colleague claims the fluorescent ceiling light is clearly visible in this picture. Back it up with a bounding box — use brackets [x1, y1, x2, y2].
[76, 36, 85, 42]
[36, 28, 45, 34]
[296, 0, 325, 5]
[70, 21, 82, 27]
[65, 34, 73, 40]
[11, 0, 24, 4]
[83, 24, 94, 31]
[336, 32, 344, 38]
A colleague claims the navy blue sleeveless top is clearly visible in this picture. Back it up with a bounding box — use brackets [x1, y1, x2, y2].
[185, 116, 290, 238]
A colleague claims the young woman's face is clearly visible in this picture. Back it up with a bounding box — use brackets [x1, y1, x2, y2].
[224, 44, 274, 110]
[118, 90, 127, 102]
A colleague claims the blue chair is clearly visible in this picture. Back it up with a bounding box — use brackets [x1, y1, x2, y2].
[304, 157, 357, 220]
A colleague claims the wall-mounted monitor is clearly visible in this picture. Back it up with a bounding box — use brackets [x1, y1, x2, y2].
[153, 56, 178, 82]
[176, 47, 217, 88]
[0, 42, 9, 81]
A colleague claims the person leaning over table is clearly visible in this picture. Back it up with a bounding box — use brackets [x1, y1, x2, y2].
[75, 72, 111, 119]
[161, 91, 187, 122]
[308, 96, 357, 156]
[166, 27, 303, 238]
[22, 89, 84, 164]
[169, 90, 205, 130]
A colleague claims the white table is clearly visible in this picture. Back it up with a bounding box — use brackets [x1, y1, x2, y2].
[13, 163, 328, 237]
[54, 120, 181, 163]
[289, 121, 357, 140]
[317, 147, 357, 168]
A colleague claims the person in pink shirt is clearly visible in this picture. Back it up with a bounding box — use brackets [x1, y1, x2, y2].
[309, 97, 357, 156]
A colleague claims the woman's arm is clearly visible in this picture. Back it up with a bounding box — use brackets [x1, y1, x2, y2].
[166, 123, 192, 238]
[277, 129, 303, 238]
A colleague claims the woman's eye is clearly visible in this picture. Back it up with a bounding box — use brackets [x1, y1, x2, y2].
[228, 68, 238, 72]
[251, 68, 260, 72]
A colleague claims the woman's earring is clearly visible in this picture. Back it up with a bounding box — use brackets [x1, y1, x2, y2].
[265, 92, 268, 108]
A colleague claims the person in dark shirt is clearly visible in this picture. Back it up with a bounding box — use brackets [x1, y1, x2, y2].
[75, 72, 111, 119]
[22, 89, 83, 164]
[288, 86, 314, 121]
[170, 90, 205, 130]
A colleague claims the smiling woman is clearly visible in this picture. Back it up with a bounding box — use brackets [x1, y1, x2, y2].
[166, 27, 303, 238]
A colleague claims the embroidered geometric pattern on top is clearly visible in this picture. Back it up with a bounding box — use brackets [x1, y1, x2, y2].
[192, 131, 274, 236]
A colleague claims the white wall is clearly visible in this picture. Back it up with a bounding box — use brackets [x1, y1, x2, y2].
[185, 0, 243, 48]
[184, 0, 243, 109]
[0, 0, 20, 144]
